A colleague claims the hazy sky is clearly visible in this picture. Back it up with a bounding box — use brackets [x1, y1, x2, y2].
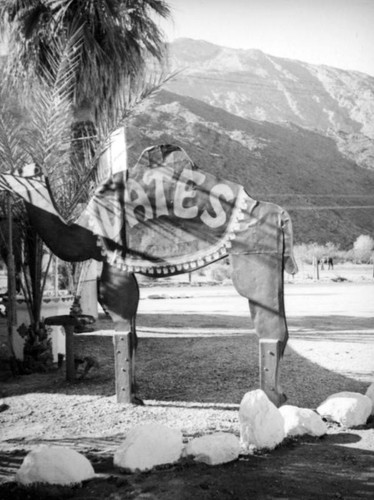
[162, 0, 374, 76]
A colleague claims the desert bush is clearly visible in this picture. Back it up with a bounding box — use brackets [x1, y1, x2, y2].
[336, 248, 354, 262]
[209, 258, 231, 282]
[294, 242, 340, 265]
[294, 237, 374, 265]
[353, 235, 374, 263]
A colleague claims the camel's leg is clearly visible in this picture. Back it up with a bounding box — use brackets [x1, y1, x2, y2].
[99, 262, 141, 404]
[230, 253, 288, 407]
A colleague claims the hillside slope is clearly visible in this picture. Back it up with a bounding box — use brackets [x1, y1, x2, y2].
[128, 90, 374, 247]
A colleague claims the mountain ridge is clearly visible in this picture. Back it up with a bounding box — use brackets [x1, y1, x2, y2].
[166, 38, 374, 170]
[169, 37, 372, 78]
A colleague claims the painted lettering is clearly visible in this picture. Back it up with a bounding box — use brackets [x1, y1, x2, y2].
[125, 178, 153, 227]
[201, 184, 235, 228]
[143, 167, 171, 218]
[174, 169, 206, 219]
[124, 167, 236, 230]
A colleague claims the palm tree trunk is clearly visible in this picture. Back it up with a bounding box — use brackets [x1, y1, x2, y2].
[6, 194, 17, 359]
[23, 226, 41, 327]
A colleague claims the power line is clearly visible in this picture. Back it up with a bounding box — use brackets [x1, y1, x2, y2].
[256, 194, 374, 198]
[285, 205, 374, 210]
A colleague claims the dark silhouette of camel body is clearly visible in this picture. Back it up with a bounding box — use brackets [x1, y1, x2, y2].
[0, 144, 297, 406]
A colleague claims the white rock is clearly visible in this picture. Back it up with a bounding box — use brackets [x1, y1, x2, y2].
[184, 433, 240, 465]
[279, 405, 327, 437]
[16, 446, 95, 485]
[365, 383, 374, 415]
[317, 392, 372, 427]
[239, 389, 285, 450]
[114, 423, 183, 472]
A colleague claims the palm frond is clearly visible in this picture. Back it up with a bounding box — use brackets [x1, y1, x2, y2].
[0, 25, 89, 217]
[25, 25, 83, 165]
[0, 72, 30, 172]
[66, 65, 177, 214]
[0, 113, 28, 172]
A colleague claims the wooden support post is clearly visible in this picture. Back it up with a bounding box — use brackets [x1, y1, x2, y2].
[259, 338, 282, 406]
[113, 332, 132, 404]
[65, 324, 75, 382]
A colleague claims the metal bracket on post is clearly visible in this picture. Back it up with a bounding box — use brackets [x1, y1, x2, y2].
[113, 332, 132, 404]
[259, 338, 282, 406]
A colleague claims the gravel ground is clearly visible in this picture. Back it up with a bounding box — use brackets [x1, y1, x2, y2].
[0, 267, 373, 498]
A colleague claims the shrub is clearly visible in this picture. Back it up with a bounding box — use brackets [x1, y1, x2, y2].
[294, 242, 340, 265]
[353, 235, 374, 263]
[209, 258, 231, 282]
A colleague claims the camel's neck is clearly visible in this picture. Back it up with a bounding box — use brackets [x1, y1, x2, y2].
[25, 202, 102, 262]
[0, 171, 102, 262]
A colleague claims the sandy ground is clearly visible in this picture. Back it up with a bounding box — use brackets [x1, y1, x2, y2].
[0, 264, 373, 498]
[137, 270, 374, 392]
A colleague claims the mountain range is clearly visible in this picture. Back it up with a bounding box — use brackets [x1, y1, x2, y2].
[127, 39, 374, 248]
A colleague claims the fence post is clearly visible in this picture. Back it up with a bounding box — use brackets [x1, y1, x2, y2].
[313, 256, 320, 280]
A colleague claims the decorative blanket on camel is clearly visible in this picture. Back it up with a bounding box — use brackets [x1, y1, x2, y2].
[85, 145, 249, 276]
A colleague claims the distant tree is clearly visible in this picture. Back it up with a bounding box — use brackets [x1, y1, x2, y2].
[293, 242, 329, 265]
[325, 241, 339, 258]
[353, 235, 374, 263]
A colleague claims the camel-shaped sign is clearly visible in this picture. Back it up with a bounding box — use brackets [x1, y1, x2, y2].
[0, 142, 298, 406]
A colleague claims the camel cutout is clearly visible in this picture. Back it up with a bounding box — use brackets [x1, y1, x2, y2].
[0, 143, 298, 406]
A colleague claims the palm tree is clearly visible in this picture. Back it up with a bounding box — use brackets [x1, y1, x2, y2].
[0, 31, 85, 351]
[0, 1, 171, 366]
[1, 0, 170, 197]
[1, 0, 170, 121]
[1, 0, 171, 236]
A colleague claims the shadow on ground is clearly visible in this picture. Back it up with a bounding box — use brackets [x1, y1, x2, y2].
[1, 313, 371, 409]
